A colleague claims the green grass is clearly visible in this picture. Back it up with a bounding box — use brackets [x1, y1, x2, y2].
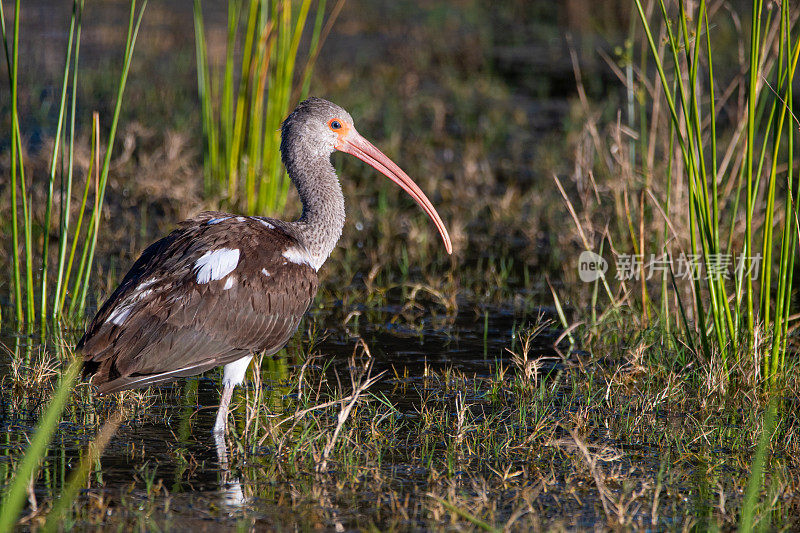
[193, 0, 343, 215]
[560, 0, 799, 390]
[0, 0, 147, 331]
[634, 0, 798, 386]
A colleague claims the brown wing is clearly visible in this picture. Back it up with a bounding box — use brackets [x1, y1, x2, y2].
[79, 212, 319, 393]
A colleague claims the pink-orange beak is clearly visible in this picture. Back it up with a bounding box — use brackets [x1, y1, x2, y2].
[337, 130, 453, 255]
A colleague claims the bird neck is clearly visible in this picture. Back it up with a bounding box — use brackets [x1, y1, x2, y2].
[285, 154, 346, 271]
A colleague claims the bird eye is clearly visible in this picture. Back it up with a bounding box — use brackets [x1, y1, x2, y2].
[329, 119, 342, 130]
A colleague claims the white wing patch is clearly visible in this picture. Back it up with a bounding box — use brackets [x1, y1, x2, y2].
[261, 268, 271, 277]
[136, 289, 153, 301]
[107, 303, 134, 326]
[282, 246, 317, 270]
[195, 248, 240, 283]
[256, 218, 275, 230]
[105, 287, 153, 326]
[207, 217, 231, 225]
[136, 277, 158, 292]
[223, 276, 235, 290]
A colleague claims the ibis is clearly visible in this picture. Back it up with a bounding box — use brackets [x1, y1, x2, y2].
[78, 97, 452, 436]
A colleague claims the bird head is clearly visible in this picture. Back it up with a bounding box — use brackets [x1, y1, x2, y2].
[281, 97, 452, 255]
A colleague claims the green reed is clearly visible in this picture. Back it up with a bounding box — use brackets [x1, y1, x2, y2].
[0, 0, 146, 331]
[193, 0, 343, 215]
[632, 0, 797, 389]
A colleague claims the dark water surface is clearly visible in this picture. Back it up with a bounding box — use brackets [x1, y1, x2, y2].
[1, 303, 571, 528]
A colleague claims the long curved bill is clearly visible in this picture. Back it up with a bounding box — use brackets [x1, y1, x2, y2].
[338, 130, 453, 254]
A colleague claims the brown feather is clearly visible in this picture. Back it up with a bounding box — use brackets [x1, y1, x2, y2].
[79, 212, 319, 393]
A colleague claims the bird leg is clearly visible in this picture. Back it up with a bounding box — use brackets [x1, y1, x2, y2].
[214, 427, 230, 470]
[214, 355, 253, 468]
[214, 381, 235, 435]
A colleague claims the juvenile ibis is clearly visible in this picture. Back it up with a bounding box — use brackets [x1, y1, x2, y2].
[79, 97, 452, 435]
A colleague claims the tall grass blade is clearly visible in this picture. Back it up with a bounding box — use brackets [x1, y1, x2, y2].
[739, 399, 778, 531]
[0, 359, 81, 530]
[64, 113, 100, 319]
[40, 0, 81, 333]
[0, 0, 24, 326]
[72, 0, 147, 319]
[54, 0, 85, 324]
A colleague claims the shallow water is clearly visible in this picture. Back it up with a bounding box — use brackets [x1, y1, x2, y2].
[1, 303, 572, 528]
[1, 298, 769, 530]
[3, 296, 770, 531]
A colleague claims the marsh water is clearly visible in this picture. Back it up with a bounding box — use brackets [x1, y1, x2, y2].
[1, 303, 571, 527]
[2, 296, 757, 529]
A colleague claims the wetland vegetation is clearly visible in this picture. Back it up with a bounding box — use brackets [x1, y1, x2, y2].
[1, 0, 800, 530]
